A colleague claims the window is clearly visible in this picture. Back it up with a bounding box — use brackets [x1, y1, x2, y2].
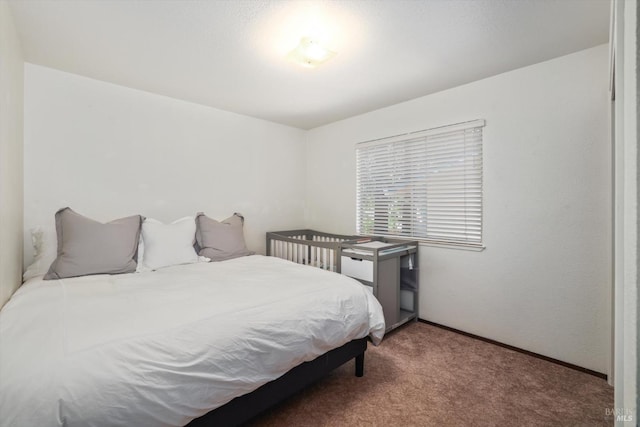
[356, 119, 485, 249]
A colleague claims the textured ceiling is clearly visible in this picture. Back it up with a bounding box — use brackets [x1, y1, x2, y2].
[9, 0, 610, 129]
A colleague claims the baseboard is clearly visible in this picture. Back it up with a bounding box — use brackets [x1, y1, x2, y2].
[417, 319, 607, 380]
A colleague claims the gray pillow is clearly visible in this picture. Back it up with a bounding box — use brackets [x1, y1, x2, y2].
[44, 208, 143, 280]
[195, 212, 254, 261]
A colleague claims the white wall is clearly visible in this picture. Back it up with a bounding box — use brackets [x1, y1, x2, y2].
[23, 64, 306, 264]
[305, 45, 611, 374]
[0, 1, 24, 308]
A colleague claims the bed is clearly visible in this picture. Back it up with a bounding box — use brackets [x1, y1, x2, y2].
[0, 255, 385, 427]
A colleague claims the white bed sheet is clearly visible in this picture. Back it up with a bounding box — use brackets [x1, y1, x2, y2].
[0, 255, 385, 427]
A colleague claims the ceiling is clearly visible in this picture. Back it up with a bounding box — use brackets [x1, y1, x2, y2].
[9, 0, 610, 130]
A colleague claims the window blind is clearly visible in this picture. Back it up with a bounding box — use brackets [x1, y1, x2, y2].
[356, 119, 485, 249]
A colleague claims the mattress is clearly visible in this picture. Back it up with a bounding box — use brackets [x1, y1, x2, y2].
[0, 255, 385, 427]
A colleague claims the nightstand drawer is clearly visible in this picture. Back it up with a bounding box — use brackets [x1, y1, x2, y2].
[341, 256, 373, 282]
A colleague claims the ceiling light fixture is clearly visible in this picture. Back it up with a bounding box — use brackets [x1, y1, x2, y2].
[287, 37, 336, 68]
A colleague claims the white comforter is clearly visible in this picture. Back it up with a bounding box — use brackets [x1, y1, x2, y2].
[0, 255, 384, 427]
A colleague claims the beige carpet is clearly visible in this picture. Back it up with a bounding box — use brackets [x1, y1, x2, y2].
[248, 322, 613, 427]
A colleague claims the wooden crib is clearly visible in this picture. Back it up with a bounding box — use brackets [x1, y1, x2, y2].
[265, 230, 360, 272]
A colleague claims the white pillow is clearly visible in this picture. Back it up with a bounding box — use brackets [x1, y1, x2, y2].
[135, 234, 145, 273]
[23, 227, 57, 281]
[139, 217, 202, 271]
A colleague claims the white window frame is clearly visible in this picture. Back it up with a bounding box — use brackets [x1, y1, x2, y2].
[355, 119, 485, 250]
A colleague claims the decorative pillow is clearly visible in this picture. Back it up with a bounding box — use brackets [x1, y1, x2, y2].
[23, 227, 57, 281]
[138, 217, 201, 271]
[195, 212, 254, 261]
[44, 208, 143, 280]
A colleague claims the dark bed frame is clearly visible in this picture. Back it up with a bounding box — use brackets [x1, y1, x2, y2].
[186, 338, 368, 427]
